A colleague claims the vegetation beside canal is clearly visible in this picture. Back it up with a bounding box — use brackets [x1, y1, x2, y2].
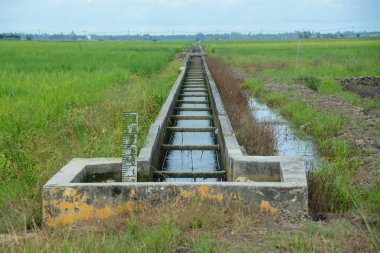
[0, 40, 190, 232]
[207, 56, 276, 156]
[204, 38, 380, 250]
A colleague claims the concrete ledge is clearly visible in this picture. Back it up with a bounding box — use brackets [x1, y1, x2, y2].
[43, 158, 307, 226]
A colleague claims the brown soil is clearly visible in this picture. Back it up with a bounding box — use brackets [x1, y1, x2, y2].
[339, 76, 380, 98]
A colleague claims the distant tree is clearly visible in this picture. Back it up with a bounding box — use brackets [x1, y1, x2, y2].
[26, 34, 33, 40]
[356, 33, 360, 38]
[296, 30, 311, 39]
[0, 33, 21, 40]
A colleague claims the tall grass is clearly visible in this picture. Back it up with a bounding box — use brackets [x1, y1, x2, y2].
[0, 40, 190, 231]
[205, 39, 380, 215]
[1, 198, 377, 253]
[206, 56, 276, 155]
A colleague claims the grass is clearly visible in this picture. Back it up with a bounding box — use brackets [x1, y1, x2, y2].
[1, 198, 377, 252]
[206, 56, 276, 155]
[204, 38, 380, 78]
[205, 38, 380, 109]
[271, 218, 379, 253]
[0, 40, 191, 232]
[204, 39, 380, 228]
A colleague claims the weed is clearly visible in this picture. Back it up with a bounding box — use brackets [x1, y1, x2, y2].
[242, 78, 264, 96]
[188, 234, 218, 253]
[206, 56, 276, 155]
[271, 219, 377, 253]
[266, 92, 288, 107]
[298, 76, 320, 91]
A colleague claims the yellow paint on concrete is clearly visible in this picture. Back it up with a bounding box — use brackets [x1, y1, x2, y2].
[259, 200, 278, 216]
[197, 185, 209, 197]
[50, 199, 59, 206]
[63, 188, 77, 198]
[130, 189, 137, 198]
[230, 192, 240, 200]
[180, 189, 196, 198]
[46, 188, 142, 227]
[180, 186, 223, 202]
[95, 205, 113, 219]
[116, 200, 141, 213]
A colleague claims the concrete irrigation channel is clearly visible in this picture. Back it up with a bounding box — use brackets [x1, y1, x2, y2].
[157, 55, 224, 182]
[42, 44, 308, 227]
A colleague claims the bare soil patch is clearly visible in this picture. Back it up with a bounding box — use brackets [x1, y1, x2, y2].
[339, 76, 380, 98]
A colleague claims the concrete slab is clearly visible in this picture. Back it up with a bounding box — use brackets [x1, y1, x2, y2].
[43, 158, 307, 226]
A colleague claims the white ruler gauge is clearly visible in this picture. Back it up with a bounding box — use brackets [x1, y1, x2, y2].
[122, 112, 138, 182]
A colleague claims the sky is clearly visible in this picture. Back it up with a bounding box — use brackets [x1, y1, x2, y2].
[1, 0, 379, 34]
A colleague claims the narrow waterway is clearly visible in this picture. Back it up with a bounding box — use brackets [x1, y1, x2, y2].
[249, 98, 320, 170]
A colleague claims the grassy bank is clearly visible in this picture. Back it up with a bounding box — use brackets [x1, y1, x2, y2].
[206, 56, 276, 155]
[204, 38, 380, 213]
[0, 40, 190, 231]
[203, 39, 380, 250]
[2, 198, 377, 252]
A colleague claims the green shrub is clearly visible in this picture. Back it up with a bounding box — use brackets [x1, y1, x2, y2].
[242, 78, 264, 95]
[298, 76, 320, 91]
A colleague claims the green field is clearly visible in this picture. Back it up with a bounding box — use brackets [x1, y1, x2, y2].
[0, 40, 190, 231]
[204, 38, 380, 78]
[0, 39, 379, 252]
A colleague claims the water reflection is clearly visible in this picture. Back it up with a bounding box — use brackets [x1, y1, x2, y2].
[249, 98, 320, 170]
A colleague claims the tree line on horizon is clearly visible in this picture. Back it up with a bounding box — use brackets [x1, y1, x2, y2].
[1, 30, 379, 41]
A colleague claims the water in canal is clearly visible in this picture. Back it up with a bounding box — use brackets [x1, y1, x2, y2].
[249, 97, 320, 170]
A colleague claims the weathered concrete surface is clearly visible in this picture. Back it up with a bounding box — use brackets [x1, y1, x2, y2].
[43, 158, 307, 226]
